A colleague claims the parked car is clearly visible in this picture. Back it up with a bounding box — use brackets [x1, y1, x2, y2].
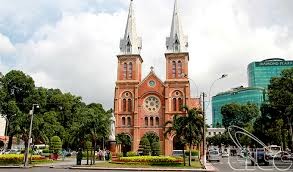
[250, 148, 269, 166]
[172, 150, 185, 157]
[222, 151, 229, 158]
[5, 149, 21, 154]
[279, 151, 292, 161]
[208, 150, 220, 162]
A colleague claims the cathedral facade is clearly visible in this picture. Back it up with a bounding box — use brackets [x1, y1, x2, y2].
[113, 0, 200, 156]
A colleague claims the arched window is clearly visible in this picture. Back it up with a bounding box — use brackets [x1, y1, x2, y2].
[123, 99, 126, 112]
[128, 99, 132, 112]
[122, 117, 126, 126]
[128, 62, 132, 79]
[150, 117, 154, 126]
[172, 61, 176, 78]
[123, 63, 127, 79]
[155, 117, 159, 126]
[178, 98, 183, 111]
[127, 117, 131, 126]
[172, 98, 177, 111]
[145, 117, 148, 126]
[177, 61, 182, 77]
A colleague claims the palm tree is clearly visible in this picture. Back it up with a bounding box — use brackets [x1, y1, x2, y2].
[116, 133, 131, 157]
[181, 106, 204, 166]
[164, 114, 187, 166]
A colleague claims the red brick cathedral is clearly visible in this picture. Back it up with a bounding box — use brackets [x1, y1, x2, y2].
[113, 0, 200, 155]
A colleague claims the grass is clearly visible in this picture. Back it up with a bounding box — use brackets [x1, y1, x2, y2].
[90, 160, 203, 169]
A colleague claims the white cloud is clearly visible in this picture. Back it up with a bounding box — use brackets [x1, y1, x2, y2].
[0, 33, 15, 54]
[1, 0, 293, 124]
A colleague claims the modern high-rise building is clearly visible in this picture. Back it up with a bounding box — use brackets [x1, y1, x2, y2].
[212, 87, 265, 127]
[113, 0, 200, 155]
[212, 58, 293, 127]
[248, 58, 293, 88]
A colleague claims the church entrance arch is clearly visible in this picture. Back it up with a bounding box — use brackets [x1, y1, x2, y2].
[116, 133, 132, 156]
[173, 135, 185, 150]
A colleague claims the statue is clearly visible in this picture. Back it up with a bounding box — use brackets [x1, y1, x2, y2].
[109, 113, 116, 141]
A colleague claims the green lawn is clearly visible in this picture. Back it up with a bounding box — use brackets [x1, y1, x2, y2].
[90, 160, 203, 169]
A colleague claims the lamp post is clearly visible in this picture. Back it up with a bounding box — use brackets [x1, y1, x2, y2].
[24, 104, 39, 168]
[181, 73, 228, 166]
[4, 116, 9, 151]
[202, 74, 228, 166]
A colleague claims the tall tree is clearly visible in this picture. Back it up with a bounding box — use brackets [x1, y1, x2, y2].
[0, 70, 35, 149]
[164, 114, 187, 166]
[268, 68, 293, 150]
[221, 103, 260, 129]
[181, 107, 204, 166]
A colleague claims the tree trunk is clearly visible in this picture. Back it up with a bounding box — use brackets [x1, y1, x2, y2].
[86, 149, 89, 165]
[182, 145, 186, 166]
[288, 117, 293, 153]
[189, 143, 192, 166]
[93, 140, 96, 165]
[23, 141, 28, 164]
[90, 148, 93, 165]
[8, 135, 13, 149]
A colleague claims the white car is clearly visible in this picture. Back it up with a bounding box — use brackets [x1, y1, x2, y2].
[208, 150, 220, 162]
[222, 151, 229, 158]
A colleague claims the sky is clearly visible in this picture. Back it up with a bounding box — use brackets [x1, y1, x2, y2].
[0, 0, 293, 124]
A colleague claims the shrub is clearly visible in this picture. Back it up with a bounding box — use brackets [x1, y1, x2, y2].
[185, 150, 199, 156]
[50, 136, 62, 154]
[138, 138, 151, 156]
[117, 152, 123, 158]
[151, 142, 160, 156]
[0, 154, 44, 164]
[118, 156, 182, 166]
[126, 151, 137, 157]
[85, 141, 92, 150]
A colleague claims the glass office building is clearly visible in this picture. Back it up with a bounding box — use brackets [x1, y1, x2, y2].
[212, 87, 265, 127]
[248, 58, 293, 88]
[212, 58, 293, 127]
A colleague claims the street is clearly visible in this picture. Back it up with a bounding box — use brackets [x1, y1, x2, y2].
[211, 156, 293, 172]
[0, 168, 182, 172]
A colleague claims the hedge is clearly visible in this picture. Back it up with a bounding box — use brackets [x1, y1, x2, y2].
[0, 154, 44, 164]
[118, 156, 183, 166]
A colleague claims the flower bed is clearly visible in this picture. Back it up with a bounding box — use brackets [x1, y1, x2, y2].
[118, 156, 183, 166]
[0, 154, 45, 164]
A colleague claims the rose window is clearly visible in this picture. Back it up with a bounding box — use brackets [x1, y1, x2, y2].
[143, 96, 161, 113]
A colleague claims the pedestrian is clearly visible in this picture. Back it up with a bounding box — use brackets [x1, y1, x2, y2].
[98, 149, 102, 160]
[102, 149, 106, 161]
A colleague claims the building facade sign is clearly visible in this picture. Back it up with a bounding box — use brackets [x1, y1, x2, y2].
[256, 61, 293, 67]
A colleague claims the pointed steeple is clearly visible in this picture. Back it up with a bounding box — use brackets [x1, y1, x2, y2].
[120, 0, 142, 55]
[166, 0, 188, 53]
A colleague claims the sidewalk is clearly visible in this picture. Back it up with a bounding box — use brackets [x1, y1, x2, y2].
[70, 166, 216, 171]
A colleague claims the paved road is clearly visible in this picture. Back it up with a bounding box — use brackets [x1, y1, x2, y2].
[0, 169, 140, 172]
[211, 156, 293, 172]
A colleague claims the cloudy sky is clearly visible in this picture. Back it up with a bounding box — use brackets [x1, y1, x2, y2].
[0, 0, 293, 124]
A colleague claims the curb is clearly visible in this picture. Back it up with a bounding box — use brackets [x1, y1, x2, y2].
[0, 166, 32, 168]
[69, 166, 217, 171]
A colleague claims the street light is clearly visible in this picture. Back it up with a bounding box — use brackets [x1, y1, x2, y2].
[202, 74, 228, 166]
[4, 116, 9, 151]
[24, 104, 39, 168]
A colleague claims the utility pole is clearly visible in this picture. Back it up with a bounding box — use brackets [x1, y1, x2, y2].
[202, 92, 207, 166]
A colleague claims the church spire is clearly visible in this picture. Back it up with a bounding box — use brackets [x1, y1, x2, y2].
[166, 0, 188, 53]
[120, 0, 142, 55]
